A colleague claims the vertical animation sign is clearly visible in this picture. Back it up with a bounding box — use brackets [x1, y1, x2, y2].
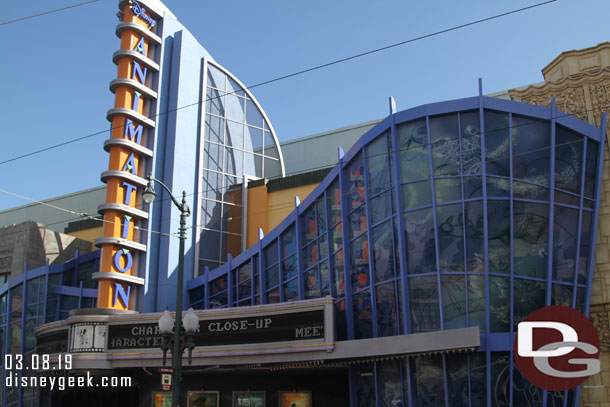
[94, 0, 161, 309]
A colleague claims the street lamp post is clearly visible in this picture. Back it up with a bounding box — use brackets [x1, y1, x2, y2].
[143, 173, 199, 407]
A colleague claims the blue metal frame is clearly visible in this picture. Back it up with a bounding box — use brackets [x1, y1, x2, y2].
[185, 95, 604, 407]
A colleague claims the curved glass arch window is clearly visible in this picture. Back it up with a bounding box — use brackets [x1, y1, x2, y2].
[199, 61, 285, 274]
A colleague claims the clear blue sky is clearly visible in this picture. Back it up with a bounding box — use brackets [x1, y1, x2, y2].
[0, 0, 608, 214]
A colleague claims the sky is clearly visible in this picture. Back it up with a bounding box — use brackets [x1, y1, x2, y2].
[0, 0, 608, 214]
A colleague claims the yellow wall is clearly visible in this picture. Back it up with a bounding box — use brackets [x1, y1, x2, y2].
[245, 183, 319, 249]
[66, 227, 103, 247]
[267, 184, 318, 230]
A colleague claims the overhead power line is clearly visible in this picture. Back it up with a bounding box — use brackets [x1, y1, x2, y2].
[0, 0, 558, 166]
[0, 0, 100, 27]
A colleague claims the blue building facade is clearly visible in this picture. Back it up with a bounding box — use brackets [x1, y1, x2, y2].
[0, 251, 99, 407]
[186, 95, 606, 406]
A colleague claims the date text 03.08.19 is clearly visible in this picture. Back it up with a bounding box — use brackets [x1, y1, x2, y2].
[4, 354, 72, 371]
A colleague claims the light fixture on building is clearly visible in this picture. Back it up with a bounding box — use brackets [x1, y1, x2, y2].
[158, 308, 200, 366]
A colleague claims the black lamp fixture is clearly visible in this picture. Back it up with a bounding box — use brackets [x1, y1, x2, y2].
[144, 172, 198, 407]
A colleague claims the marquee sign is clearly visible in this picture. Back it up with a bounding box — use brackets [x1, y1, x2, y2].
[107, 310, 325, 350]
[93, 0, 162, 309]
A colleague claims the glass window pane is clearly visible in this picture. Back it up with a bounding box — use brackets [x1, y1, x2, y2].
[283, 277, 298, 302]
[446, 354, 469, 407]
[463, 176, 482, 199]
[225, 120, 243, 150]
[553, 205, 578, 282]
[330, 222, 343, 252]
[468, 274, 486, 330]
[486, 177, 510, 197]
[372, 221, 395, 283]
[304, 268, 320, 299]
[319, 234, 329, 260]
[465, 201, 484, 272]
[243, 152, 262, 177]
[203, 170, 222, 201]
[555, 125, 583, 194]
[320, 260, 330, 296]
[484, 110, 510, 177]
[316, 199, 327, 236]
[430, 114, 460, 176]
[348, 153, 366, 210]
[349, 205, 367, 240]
[402, 181, 431, 210]
[351, 233, 370, 292]
[378, 361, 403, 407]
[584, 140, 598, 198]
[487, 200, 510, 274]
[244, 125, 263, 153]
[264, 240, 278, 268]
[460, 110, 481, 175]
[412, 355, 445, 406]
[512, 115, 550, 185]
[437, 203, 465, 271]
[442, 275, 466, 329]
[514, 363, 542, 405]
[435, 178, 462, 203]
[264, 264, 279, 290]
[225, 147, 243, 175]
[513, 181, 548, 200]
[490, 275, 510, 332]
[551, 283, 572, 307]
[225, 94, 244, 123]
[302, 242, 318, 270]
[409, 275, 440, 332]
[263, 131, 279, 159]
[490, 352, 511, 406]
[333, 250, 345, 297]
[398, 119, 429, 182]
[367, 134, 390, 195]
[207, 64, 226, 90]
[246, 98, 264, 128]
[264, 157, 282, 178]
[281, 224, 297, 258]
[376, 282, 398, 337]
[513, 201, 548, 279]
[353, 364, 375, 407]
[302, 206, 317, 245]
[370, 191, 391, 225]
[327, 178, 342, 226]
[578, 210, 594, 284]
[513, 278, 545, 330]
[282, 254, 297, 281]
[200, 229, 220, 261]
[266, 287, 280, 304]
[353, 289, 373, 339]
[404, 208, 436, 274]
[470, 353, 487, 405]
[206, 87, 225, 117]
[204, 140, 223, 172]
